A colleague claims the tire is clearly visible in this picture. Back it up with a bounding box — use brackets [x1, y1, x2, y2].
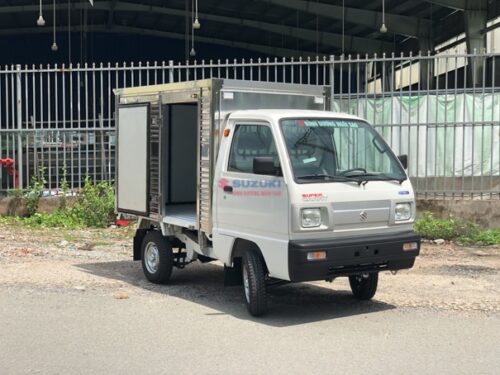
[242, 250, 268, 316]
[349, 273, 378, 300]
[141, 230, 174, 284]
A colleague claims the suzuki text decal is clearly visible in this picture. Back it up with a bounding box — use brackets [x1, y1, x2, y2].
[219, 178, 282, 197]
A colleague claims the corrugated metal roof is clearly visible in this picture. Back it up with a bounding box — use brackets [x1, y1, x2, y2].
[0, 0, 498, 57]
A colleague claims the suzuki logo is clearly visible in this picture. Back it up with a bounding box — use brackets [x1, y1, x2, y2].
[359, 211, 368, 221]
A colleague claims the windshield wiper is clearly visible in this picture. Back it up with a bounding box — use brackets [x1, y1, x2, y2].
[296, 174, 361, 184]
[341, 172, 407, 185]
[293, 128, 312, 148]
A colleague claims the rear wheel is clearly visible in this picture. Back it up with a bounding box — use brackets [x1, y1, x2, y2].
[349, 273, 378, 300]
[141, 230, 174, 284]
[242, 250, 268, 316]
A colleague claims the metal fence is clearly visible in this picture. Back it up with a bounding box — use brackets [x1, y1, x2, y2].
[0, 51, 499, 198]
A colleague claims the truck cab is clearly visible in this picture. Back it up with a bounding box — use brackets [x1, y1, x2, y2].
[115, 80, 420, 317]
[211, 110, 419, 314]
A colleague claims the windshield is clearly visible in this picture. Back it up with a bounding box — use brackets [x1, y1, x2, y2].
[280, 118, 406, 183]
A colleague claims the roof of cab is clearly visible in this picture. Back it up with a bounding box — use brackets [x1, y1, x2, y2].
[227, 109, 365, 123]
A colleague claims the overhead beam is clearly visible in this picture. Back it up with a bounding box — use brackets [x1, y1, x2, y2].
[111, 2, 395, 54]
[423, 1, 465, 10]
[259, 0, 432, 38]
[0, 1, 395, 55]
[424, 0, 489, 11]
[0, 25, 320, 58]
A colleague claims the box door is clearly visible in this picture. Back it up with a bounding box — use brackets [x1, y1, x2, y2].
[116, 104, 150, 216]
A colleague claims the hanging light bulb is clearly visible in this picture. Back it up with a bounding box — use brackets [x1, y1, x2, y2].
[192, 0, 201, 29]
[37, 0, 46, 26]
[52, 0, 58, 52]
[380, 0, 387, 33]
[190, 0, 197, 57]
[193, 17, 200, 29]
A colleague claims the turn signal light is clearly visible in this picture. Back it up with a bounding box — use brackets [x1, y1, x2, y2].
[223, 128, 231, 137]
[403, 242, 418, 251]
[307, 251, 327, 261]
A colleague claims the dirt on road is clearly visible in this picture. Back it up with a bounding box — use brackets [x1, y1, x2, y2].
[0, 221, 499, 315]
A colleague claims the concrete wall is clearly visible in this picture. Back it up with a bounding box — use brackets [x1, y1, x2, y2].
[0, 197, 27, 217]
[0, 196, 75, 217]
[417, 199, 500, 228]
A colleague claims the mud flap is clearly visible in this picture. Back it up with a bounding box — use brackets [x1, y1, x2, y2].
[224, 258, 242, 286]
[133, 229, 148, 261]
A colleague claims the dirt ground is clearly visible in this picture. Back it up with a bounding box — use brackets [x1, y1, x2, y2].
[0, 222, 499, 315]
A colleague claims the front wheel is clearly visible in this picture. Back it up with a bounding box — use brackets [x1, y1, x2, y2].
[349, 273, 378, 300]
[141, 230, 174, 284]
[242, 250, 268, 316]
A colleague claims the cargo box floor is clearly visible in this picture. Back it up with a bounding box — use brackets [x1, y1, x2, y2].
[163, 204, 197, 229]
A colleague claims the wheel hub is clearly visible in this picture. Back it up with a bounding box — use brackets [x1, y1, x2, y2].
[144, 242, 160, 274]
[243, 266, 250, 303]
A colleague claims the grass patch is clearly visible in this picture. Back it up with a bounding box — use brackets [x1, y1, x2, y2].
[0, 216, 23, 226]
[1, 177, 115, 229]
[415, 212, 500, 246]
[458, 228, 500, 246]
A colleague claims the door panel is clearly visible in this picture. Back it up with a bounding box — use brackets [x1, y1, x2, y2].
[116, 104, 149, 216]
[216, 124, 288, 238]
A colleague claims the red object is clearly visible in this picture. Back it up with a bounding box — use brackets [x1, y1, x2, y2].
[115, 218, 130, 227]
[0, 158, 19, 189]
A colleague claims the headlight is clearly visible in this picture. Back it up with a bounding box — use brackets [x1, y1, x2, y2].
[395, 203, 411, 221]
[301, 208, 322, 228]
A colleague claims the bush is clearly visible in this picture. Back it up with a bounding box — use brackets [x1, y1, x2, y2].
[22, 211, 83, 229]
[414, 212, 477, 241]
[71, 177, 115, 228]
[415, 212, 500, 246]
[26, 167, 47, 216]
[12, 176, 115, 229]
[458, 228, 500, 246]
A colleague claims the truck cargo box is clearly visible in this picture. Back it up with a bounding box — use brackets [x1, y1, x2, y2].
[114, 79, 326, 236]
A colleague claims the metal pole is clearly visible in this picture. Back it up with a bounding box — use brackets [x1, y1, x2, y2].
[16, 64, 24, 189]
[329, 55, 334, 111]
[169, 60, 174, 83]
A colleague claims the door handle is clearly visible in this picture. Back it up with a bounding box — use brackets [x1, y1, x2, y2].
[223, 185, 233, 193]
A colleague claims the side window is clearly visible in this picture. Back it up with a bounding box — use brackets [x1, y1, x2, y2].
[228, 124, 279, 173]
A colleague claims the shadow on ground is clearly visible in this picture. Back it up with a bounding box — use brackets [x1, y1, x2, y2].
[77, 260, 395, 327]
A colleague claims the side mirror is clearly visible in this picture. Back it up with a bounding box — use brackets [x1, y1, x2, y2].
[398, 154, 408, 169]
[253, 157, 280, 176]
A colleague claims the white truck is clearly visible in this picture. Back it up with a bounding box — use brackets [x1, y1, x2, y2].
[115, 79, 420, 316]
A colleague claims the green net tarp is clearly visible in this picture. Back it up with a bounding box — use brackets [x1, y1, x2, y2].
[332, 93, 500, 177]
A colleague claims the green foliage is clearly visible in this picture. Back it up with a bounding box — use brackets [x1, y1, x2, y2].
[58, 166, 70, 211]
[4, 176, 116, 229]
[458, 228, 500, 246]
[0, 215, 16, 225]
[22, 211, 83, 229]
[71, 177, 115, 228]
[415, 212, 500, 246]
[414, 212, 476, 241]
[26, 167, 47, 216]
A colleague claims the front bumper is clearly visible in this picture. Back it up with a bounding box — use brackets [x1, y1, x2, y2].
[288, 231, 420, 282]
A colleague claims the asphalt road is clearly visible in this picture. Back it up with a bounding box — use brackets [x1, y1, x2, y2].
[1, 279, 499, 375]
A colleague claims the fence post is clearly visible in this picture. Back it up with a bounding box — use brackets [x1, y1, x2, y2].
[168, 60, 174, 83]
[329, 55, 334, 111]
[15, 64, 23, 189]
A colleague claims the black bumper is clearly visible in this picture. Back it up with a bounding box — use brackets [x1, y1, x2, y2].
[288, 231, 420, 282]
